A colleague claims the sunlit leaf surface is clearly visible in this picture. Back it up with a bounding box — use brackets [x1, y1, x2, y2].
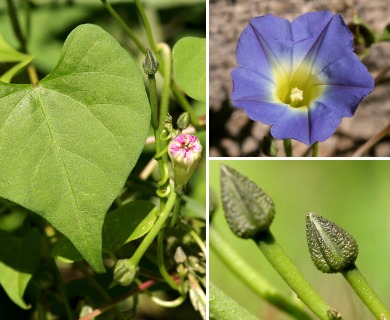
[0, 24, 150, 272]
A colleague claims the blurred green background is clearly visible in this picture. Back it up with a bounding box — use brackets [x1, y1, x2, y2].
[210, 160, 390, 320]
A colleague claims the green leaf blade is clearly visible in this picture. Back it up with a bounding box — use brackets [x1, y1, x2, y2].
[0, 229, 41, 309]
[0, 24, 150, 272]
[102, 200, 157, 253]
[173, 37, 206, 102]
[53, 200, 157, 263]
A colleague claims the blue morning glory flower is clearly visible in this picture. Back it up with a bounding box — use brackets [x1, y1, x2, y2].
[231, 11, 374, 145]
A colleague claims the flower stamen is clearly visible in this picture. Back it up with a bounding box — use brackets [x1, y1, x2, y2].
[289, 87, 304, 108]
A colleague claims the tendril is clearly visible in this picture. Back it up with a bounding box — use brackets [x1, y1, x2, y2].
[156, 184, 171, 198]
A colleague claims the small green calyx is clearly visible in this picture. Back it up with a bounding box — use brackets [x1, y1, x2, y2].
[113, 259, 139, 286]
[306, 212, 358, 274]
[177, 112, 191, 130]
[220, 165, 275, 239]
[143, 48, 159, 75]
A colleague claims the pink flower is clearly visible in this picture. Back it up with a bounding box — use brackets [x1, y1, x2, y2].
[168, 134, 202, 188]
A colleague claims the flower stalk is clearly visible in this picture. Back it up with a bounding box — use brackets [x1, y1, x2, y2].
[342, 268, 390, 320]
[210, 225, 313, 320]
[256, 230, 334, 320]
[134, 0, 157, 53]
[157, 229, 180, 291]
[116, 187, 176, 286]
[143, 48, 159, 130]
[219, 165, 339, 320]
[100, 0, 146, 53]
[283, 139, 293, 157]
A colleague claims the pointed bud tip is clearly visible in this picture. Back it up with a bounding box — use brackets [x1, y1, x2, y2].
[143, 48, 159, 75]
[306, 211, 358, 273]
[177, 112, 191, 130]
[220, 165, 275, 239]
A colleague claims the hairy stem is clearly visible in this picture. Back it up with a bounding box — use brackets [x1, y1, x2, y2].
[256, 230, 336, 320]
[157, 230, 180, 290]
[171, 81, 201, 129]
[283, 139, 293, 157]
[129, 188, 177, 267]
[169, 194, 182, 227]
[101, 0, 202, 129]
[148, 74, 159, 130]
[312, 142, 319, 157]
[6, 0, 27, 52]
[210, 226, 313, 320]
[134, 0, 157, 52]
[343, 267, 390, 320]
[101, 0, 146, 53]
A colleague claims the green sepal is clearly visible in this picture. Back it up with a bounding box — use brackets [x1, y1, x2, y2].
[112, 259, 139, 287]
[306, 212, 358, 273]
[220, 165, 275, 239]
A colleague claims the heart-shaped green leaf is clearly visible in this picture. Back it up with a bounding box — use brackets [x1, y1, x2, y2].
[53, 200, 157, 262]
[173, 37, 206, 102]
[0, 24, 150, 272]
[102, 200, 157, 253]
[0, 229, 41, 309]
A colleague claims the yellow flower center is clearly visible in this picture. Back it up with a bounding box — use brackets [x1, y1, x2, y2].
[289, 87, 303, 107]
[273, 61, 325, 109]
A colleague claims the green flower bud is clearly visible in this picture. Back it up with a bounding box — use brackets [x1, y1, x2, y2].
[164, 113, 173, 132]
[79, 305, 94, 318]
[174, 246, 187, 264]
[142, 48, 159, 75]
[177, 112, 191, 130]
[113, 259, 139, 286]
[220, 165, 275, 239]
[306, 212, 358, 273]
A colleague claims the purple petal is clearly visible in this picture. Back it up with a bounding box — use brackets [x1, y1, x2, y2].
[236, 15, 293, 80]
[231, 67, 274, 102]
[269, 104, 341, 145]
[316, 85, 371, 118]
[231, 11, 374, 145]
[318, 52, 374, 89]
[236, 101, 289, 126]
[291, 12, 352, 71]
[308, 103, 342, 144]
[270, 108, 310, 144]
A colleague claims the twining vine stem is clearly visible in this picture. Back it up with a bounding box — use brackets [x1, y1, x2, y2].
[102, 0, 203, 130]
